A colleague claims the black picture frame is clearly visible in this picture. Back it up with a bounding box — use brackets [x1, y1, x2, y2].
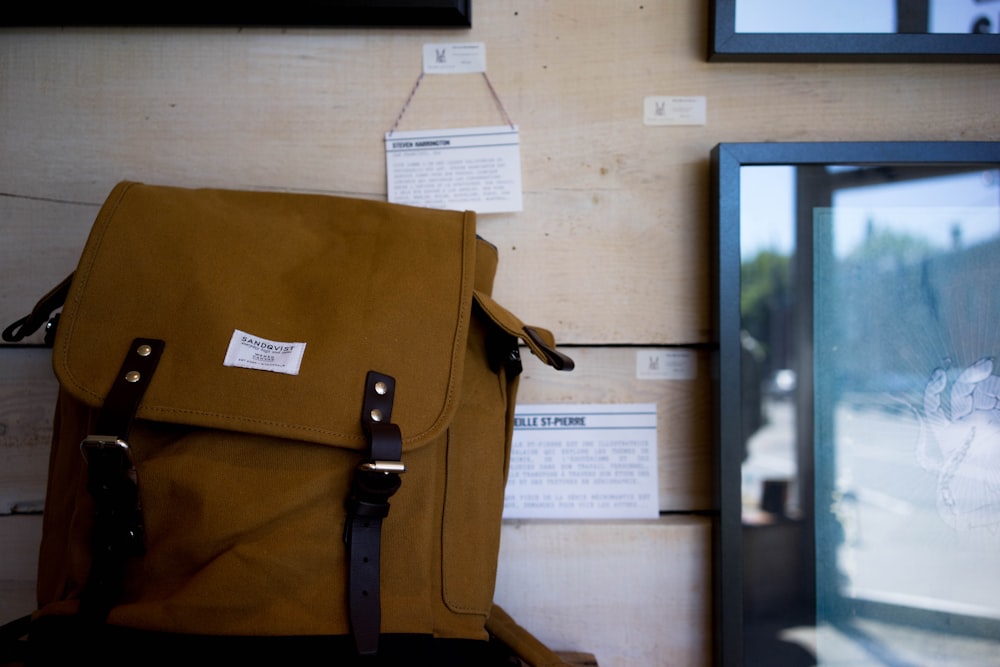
[0, 1, 472, 28]
[711, 141, 1000, 667]
[709, 0, 1000, 62]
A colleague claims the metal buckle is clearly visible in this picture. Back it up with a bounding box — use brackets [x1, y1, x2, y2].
[358, 460, 406, 474]
[80, 435, 130, 461]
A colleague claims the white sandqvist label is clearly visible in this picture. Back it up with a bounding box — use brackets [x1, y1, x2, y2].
[224, 329, 306, 375]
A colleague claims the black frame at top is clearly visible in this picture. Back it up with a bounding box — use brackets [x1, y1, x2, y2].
[709, 0, 1000, 62]
[710, 140, 1000, 667]
[0, 0, 472, 28]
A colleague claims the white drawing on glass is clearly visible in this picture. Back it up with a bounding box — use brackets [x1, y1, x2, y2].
[917, 356, 1000, 531]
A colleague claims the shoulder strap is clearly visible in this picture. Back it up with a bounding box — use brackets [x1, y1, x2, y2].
[2, 272, 73, 345]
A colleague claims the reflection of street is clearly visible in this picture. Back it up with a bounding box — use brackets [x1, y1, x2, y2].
[742, 395, 1000, 665]
[743, 398, 798, 515]
[833, 397, 1000, 615]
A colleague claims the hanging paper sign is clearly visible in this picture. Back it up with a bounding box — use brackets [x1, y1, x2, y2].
[385, 125, 523, 214]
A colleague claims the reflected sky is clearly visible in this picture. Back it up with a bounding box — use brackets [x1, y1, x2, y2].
[740, 166, 1000, 261]
[735, 0, 1000, 34]
[736, 0, 894, 33]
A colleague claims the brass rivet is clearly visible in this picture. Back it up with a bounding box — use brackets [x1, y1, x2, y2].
[136, 344, 152, 357]
[370, 408, 383, 422]
[125, 371, 141, 383]
[374, 381, 388, 395]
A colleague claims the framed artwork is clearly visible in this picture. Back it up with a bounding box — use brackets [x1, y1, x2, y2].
[0, 0, 472, 28]
[712, 141, 1000, 666]
[709, 0, 1000, 61]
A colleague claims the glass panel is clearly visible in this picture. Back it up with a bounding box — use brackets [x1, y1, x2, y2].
[735, 0, 895, 34]
[931, 0, 1000, 34]
[734, 0, 1000, 35]
[740, 164, 1000, 665]
[739, 165, 798, 520]
[740, 165, 814, 663]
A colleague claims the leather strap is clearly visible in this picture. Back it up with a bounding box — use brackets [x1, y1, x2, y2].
[1, 272, 73, 344]
[93, 338, 165, 439]
[522, 326, 575, 371]
[79, 338, 164, 622]
[344, 371, 403, 656]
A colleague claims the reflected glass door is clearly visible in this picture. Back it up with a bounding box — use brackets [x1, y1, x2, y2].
[739, 164, 1000, 665]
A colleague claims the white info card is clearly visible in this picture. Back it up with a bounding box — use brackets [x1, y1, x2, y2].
[503, 403, 660, 520]
[385, 125, 523, 214]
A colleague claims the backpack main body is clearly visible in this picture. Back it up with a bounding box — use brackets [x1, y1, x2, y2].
[23, 182, 573, 663]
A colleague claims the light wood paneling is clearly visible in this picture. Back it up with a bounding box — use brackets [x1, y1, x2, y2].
[4, 3, 995, 345]
[517, 347, 712, 512]
[0, 348, 55, 514]
[495, 518, 712, 667]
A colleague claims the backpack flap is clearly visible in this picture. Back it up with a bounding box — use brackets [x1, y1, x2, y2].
[52, 181, 479, 453]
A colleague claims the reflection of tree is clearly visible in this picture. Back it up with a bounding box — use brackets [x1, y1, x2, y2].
[831, 218, 1000, 401]
[833, 222, 942, 396]
[741, 250, 793, 376]
[844, 220, 935, 266]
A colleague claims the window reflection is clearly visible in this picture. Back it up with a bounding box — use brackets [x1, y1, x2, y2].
[735, 0, 1000, 35]
[740, 164, 1000, 665]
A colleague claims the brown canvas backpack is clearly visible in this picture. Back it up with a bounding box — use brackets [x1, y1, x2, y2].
[1, 182, 574, 665]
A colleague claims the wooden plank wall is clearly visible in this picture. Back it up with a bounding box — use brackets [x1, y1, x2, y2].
[2, 2, 998, 665]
